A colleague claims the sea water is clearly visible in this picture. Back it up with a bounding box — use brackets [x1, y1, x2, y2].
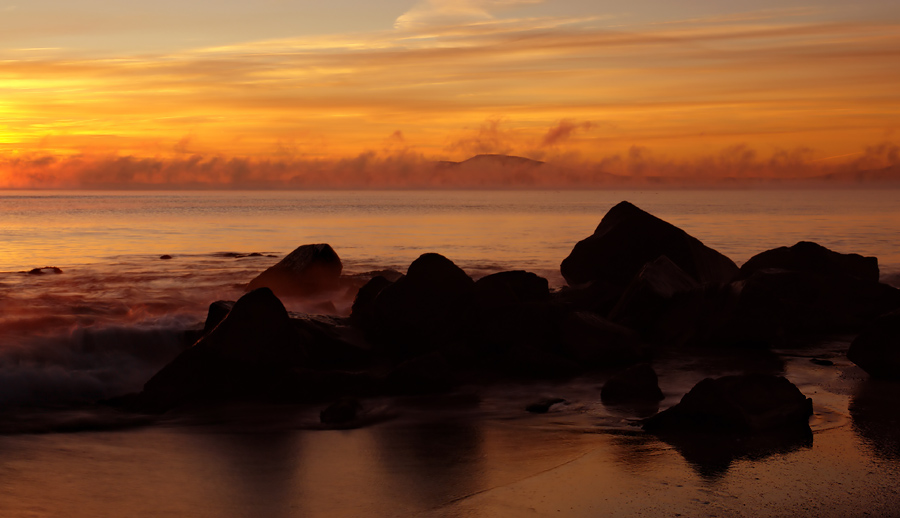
[1, 189, 899, 517]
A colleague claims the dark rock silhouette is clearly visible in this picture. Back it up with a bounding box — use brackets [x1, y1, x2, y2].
[138, 288, 306, 412]
[559, 311, 645, 366]
[159, 254, 173, 260]
[525, 398, 567, 413]
[27, 266, 63, 275]
[247, 243, 343, 297]
[601, 364, 664, 404]
[367, 253, 475, 355]
[643, 374, 812, 433]
[609, 255, 699, 336]
[560, 202, 738, 298]
[730, 256, 900, 340]
[850, 378, 900, 460]
[202, 300, 234, 335]
[465, 270, 557, 356]
[385, 353, 455, 394]
[847, 310, 900, 378]
[738, 241, 879, 283]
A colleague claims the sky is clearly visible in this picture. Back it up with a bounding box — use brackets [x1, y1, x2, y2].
[1, 0, 899, 188]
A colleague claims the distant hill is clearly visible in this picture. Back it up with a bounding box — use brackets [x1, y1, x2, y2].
[438, 154, 545, 168]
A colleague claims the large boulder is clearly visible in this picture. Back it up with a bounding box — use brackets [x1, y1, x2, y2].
[738, 241, 879, 283]
[642, 374, 812, 433]
[727, 243, 900, 340]
[246, 243, 342, 297]
[138, 288, 307, 412]
[847, 310, 900, 379]
[609, 255, 700, 336]
[560, 202, 738, 297]
[465, 271, 558, 355]
[559, 311, 646, 366]
[367, 253, 475, 355]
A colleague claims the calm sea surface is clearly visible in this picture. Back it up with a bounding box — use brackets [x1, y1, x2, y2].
[1, 189, 899, 517]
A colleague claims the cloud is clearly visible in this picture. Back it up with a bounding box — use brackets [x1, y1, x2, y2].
[394, 0, 545, 30]
[3, 139, 898, 190]
[541, 120, 594, 147]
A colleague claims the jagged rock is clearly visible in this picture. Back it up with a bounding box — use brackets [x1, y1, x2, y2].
[609, 255, 699, 335]
[369, 253, 475, 355]
[739, 241, 879, 283]
[847, 310, 900, 379]
[559, 311, 646, 366]
[350, 275, 397, 332]
[560, 201, 738, 301]
[202, 300, 234, 335]
[246, 243, 343, 297]
[320, 397, 362, 425]
[137, 288, 307, 412]
[525, 398, 567, 413]
[642, 374, 812, 433]
[601, 364, 664, 404]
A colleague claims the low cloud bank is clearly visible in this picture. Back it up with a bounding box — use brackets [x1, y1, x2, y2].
[2, 141, 898, 189]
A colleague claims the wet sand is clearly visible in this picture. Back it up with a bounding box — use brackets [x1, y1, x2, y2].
[1, 339, 897, 518]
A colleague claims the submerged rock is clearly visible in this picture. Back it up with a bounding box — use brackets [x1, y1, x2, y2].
[847, 310, 900, 379]
[247, 243, 343, 297]
[642, 374, 812, 434]
[560, 201, 738, 297]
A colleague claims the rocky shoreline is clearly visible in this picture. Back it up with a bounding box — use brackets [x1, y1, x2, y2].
[91, 201, 899, 452]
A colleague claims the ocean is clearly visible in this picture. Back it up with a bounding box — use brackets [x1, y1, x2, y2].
[1, 189, 899, 517]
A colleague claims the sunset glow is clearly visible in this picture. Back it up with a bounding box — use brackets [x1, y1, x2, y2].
[2, 0, 899, 187]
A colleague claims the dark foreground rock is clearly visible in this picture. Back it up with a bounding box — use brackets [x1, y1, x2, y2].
[560, 201, 738, 305]
[601, 364, 664, 404]
[525, 398, 567, 413]
[643, 374, 812, 434]
[137, 288, 307, 412]
[320, 397, 362, 425]
[363, 253, 475, 355]
[847, 310, 900, 378]
[738, 241, 879, 283]
[247, 243, 343, 297]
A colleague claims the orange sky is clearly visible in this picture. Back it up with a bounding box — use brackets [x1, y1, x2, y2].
[2, 1, 899, 187]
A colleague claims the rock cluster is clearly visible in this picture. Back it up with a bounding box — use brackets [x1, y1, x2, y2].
[123, 200, 900, 437]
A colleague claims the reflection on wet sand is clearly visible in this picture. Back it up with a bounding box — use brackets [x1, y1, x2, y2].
[850, 378, 900, 460]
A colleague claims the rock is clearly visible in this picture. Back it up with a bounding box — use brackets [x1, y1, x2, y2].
[642, 374, 812, 434]
[847, 310, 900, 378]
[369, 253, 475, 355]
[560, 201, 738, 297]
[601, 364, 664, 404]
[739, 241, 879, 284]
[320, 397, 362, 425]
[202, 300, 234, 335]
[525, 398, 567, 413]
[246, 243, 343, 297]
[466, 271, 557, 355]
[810, 358, 834, 366]
[28, 266, 63, 275]
[137, 288, 307, 412]
[160, 255, 173, 260]
[385, 353, 455, 394]
[609, 255, 699, 335]
[350, 275, 397, 332]
[559, 311, 646, 366]
[729, 268, 900, 340]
